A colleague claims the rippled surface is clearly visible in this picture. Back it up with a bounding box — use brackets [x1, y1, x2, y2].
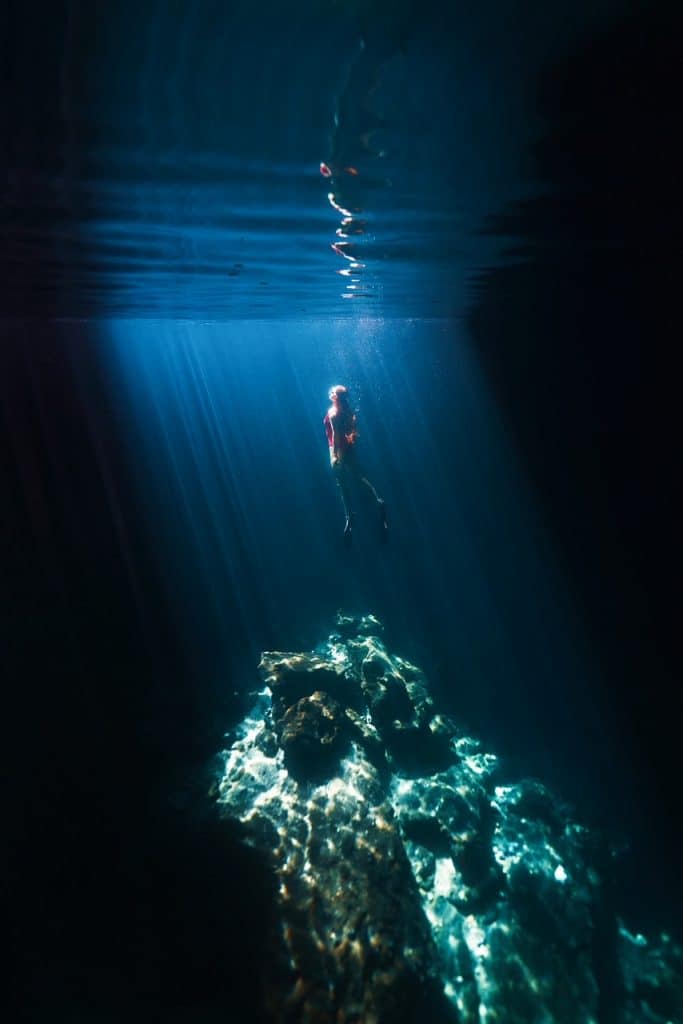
[4, 150, 506, 319]
[2, 0, 627, 319]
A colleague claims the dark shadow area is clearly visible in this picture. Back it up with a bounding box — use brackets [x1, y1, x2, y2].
[465, 4, 682, 934]
[4, 0, 681, 1015]
[1, 326, 274, 1020]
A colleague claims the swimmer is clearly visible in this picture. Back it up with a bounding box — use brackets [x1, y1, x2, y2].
[324, 384, 387, 544]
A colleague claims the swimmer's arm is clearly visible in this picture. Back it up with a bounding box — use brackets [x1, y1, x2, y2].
[324, 411, 336, 464]
[330, 412, 343, 463]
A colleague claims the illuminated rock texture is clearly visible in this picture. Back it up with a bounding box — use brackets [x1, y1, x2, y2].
[218, 614, 682, 1023]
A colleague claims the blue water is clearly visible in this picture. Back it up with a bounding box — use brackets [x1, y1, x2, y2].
[3, 0, 627, 320]
[98, 316, 618, 812]
[5, 1, 681, 1016]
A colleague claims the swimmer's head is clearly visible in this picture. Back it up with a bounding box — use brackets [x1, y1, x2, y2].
[329, 384, 350, 404]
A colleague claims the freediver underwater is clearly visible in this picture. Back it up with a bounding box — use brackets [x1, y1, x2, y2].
[324, 384, 388, 544]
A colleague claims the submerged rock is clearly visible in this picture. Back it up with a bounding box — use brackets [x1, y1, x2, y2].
[278, 690, 348, 782]
[217, 613, 682, 1023]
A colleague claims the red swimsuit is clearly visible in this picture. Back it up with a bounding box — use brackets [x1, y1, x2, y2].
[324, 406, 357, 456]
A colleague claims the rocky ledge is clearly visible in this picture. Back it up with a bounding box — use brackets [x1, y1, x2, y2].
[217, 614, 682, 1023]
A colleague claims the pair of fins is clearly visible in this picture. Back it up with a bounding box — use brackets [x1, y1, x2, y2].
[344, 499, 388, 544]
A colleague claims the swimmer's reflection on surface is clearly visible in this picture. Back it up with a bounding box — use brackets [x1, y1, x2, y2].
[319, 10, 413, 294]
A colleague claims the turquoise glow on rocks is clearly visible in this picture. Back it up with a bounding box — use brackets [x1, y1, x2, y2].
[217, 616, 683, 1023]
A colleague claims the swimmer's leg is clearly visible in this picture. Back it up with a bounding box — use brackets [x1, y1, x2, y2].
[334, 463, 355, 543]
[359, 474, 380, 501]
[359, 474, 388, 543]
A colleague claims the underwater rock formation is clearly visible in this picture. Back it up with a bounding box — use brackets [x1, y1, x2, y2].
[218, 614, 682, 1023]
